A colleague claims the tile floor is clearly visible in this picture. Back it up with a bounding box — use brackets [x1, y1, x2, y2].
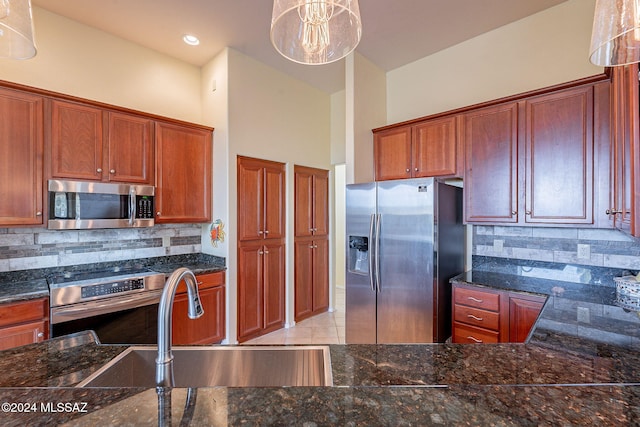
[243, 287, 345, 345]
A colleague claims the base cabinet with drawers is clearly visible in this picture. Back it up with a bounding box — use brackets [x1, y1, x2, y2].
[172, 271, 225, 345]
[452, 283, 545, 344]
[0, 298, 49, 351]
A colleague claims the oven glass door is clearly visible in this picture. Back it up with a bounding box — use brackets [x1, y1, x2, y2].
[51, 292, 160, 344]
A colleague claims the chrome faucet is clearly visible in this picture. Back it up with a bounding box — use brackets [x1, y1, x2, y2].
[156, 267, 204, 387]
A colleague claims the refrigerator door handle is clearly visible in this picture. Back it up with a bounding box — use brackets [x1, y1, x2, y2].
[368, 214, 376, 292]
[374, 213, 382, 293]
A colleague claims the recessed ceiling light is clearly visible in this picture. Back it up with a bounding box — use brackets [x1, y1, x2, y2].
[183, 34, 200, 46]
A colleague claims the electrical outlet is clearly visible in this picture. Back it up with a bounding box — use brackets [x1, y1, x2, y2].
[577, 244, 591, 260]
[577, 306, 590, 323]
[493, 239, 504, 253]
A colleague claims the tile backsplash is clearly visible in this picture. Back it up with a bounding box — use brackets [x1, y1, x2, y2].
[0, 224, 203, 272]
[473, 226, 640, 271]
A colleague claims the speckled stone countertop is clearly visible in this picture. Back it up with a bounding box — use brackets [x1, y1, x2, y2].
[0, 256, 639, 425]
[0, 253, 226, 304]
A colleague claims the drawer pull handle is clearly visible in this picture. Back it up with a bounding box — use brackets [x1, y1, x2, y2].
[467, 296, 483, 303]
[467, 314, 483, 321]
[467, 336, 483, 343]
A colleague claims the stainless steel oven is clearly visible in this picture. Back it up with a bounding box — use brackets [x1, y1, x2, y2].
[48, 268, 165, 344]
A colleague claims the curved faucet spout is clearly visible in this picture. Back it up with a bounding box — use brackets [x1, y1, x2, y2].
[156, 267, 204, 388]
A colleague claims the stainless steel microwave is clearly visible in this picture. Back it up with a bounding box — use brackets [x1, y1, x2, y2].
[48, 180, 155, 230]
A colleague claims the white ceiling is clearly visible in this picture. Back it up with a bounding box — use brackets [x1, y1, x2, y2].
[32, 0, 569, 93]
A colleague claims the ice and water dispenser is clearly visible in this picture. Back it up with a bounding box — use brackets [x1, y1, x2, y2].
[348, 236, 369, 274]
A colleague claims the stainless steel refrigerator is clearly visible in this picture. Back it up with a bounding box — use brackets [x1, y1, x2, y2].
[345, 178, 464, 344]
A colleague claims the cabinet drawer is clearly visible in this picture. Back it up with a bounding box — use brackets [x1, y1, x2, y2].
[0, 298, 48, 328]
[453, 304, 500, 331]
[453, 322, 499, 344]
[176, 271, 225, 295]
[454, 287, 500, 311]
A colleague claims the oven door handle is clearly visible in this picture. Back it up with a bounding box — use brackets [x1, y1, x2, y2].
[50, 290, 163, 324]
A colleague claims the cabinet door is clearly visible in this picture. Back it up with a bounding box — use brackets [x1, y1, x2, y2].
[51, 100, 103, 180]
[312, 170, 329, 236]
[238, 157, 265, 241]
[374, 126, 412, 181]
[263, 241, 285, 331]
[155, 122, 212, 223]
[464, 103, 519, 223]
[294, 168, 314, 238]
[312, 238, 329, 313]
[107, 112, 154, 184]
[610, 65, 640, 236]
[263, 163, 286, 240]
[294, 240, 314, 321]
[0, 320, 47, 351]
[413, 116, 458, 177]
[237, 242, 264, 340]
[172, 286, 225, 345]
[525, 86, 594, 224]
[0, 88, 43, 226]
[509, 296, 544, 343]
[295, 166, 329, 238]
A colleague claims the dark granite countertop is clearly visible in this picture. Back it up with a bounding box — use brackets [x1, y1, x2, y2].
[0, 256, 638, 425]
[0, 253, 226, 304]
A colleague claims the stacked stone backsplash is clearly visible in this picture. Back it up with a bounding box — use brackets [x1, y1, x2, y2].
[0, 224, 203, 272]
[473, 225, 640, 271]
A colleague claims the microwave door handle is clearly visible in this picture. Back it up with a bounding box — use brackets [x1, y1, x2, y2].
[129, 187, 136, 226]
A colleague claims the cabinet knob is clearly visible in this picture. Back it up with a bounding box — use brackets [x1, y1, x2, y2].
[264, 250, 269, 254]
[258, 230, 263, 235]
[309, 244, 315, 248]
[511, 211, 517, 216]
[37, 332, 44, 338]
[467, 314, 484, 321]
[156, 212, 161, 216]
[97, 168, 103, 173]
[526, 211, 531, 215]
[35, 211, 42, 217]
[258, 250, 264, 255]
[264, 230, 269, 235]
[110, 169, 116, 174]
[467, 296, 483, 303]
[606, 209, 622, 215]
[414, 168, 419, 172]
[405, 168, 410, 173]
[467, 336, 483, 343]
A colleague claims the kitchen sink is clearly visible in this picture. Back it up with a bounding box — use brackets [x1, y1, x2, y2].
[77, 345, 333, 388]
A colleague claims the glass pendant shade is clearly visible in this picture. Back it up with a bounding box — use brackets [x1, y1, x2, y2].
[270, 0, 362, 65]
[589, 0, 640, 66]
[0, 0, 36, 60]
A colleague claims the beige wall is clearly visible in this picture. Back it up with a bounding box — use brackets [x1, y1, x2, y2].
[386, 0, 603, 124]
[0, 7, 203, 123]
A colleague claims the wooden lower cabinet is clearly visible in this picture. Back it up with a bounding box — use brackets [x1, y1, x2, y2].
[452, 283, 545, 344]
[508, 295, 545, 343]
[0, 298, 49, 351]
[237, 240, 285, 342]
[294, 238, 329, 322]
[172, 271, 225, 345]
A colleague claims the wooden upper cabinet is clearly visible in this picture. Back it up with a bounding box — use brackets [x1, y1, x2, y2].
[294, 165, 329, 237]
[106, 112, 154, 184]
[374, 116, 460, 181]
[50, 100, 154, 184]
[374, 126, 412, 181]
[155, 121, 212, 223]
[464, 102, 519, 223]
[525, 86, 594, 224]
[237, 156, 286, 241]
[0, 87, 44, 226]
[610, 65, 640, 236]
[50, 100, 103, 181]
[413, 116, 459, 177]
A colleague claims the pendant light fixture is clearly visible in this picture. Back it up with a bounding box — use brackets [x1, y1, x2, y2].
[270, 0, 362, 65]
[589, 0, 640, 66]
[0, 0, 36, 60]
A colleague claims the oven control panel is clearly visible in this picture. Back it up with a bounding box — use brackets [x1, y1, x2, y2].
[81, 278, 145, 299]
